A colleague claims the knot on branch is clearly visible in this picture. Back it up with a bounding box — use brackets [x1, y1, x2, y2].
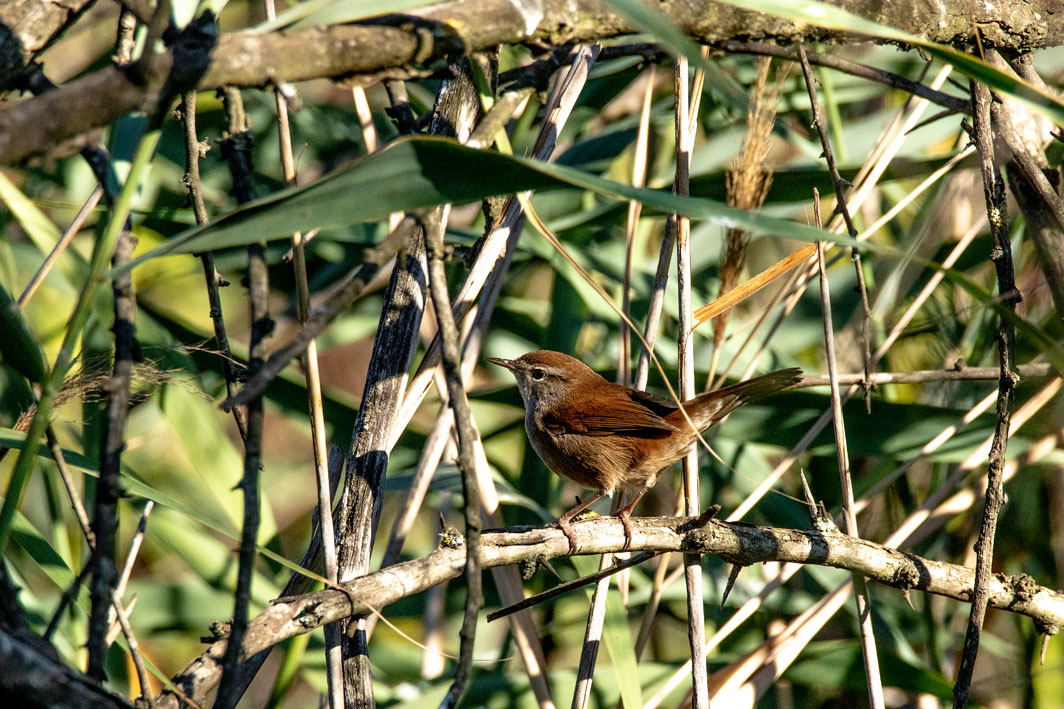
[1034, 617, 1061, 636]
[682, 528, 710, 552]
[521, 554, 549, 580]
[1009, 573, 1039, 604]
[891, 560, 922, 590]
[296, 600, 326, 628]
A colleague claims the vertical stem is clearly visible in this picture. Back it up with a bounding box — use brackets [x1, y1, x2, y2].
[86, 226, 138, 680]
[83, 4, 139, 655]
[797, 47, 873, 406]
[426, 210, 484, 709]
[800, 47, 885, 706]
[264, 0, 343, 698]
[620, 65, 655, 386]
[953, 79, 1018, 708]
[673, 55, 709, 709]
[813, 227, 884, 709]
[179, 91, 250, 441]
[215, 87, 270, 709]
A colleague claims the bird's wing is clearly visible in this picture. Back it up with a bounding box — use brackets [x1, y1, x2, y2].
[541, 390, 680, 437]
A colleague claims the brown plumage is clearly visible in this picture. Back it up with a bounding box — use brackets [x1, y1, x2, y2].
[489, 350, 801, 549]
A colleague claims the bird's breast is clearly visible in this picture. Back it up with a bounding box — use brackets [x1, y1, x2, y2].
[525, 412, 632, 493]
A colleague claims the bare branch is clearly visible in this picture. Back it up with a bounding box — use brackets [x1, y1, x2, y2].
[8, 0, 1064, 163]
[154, 515, 1064, 707]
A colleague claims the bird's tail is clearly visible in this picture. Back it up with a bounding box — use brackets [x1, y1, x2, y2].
[675, 367, 802, 431]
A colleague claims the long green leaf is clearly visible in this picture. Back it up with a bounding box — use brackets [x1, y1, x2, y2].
[257, 0, 442, 31]
[0, 280, 46, 383]
[0, 171, 62, 253]
[114, 135, 887, 277]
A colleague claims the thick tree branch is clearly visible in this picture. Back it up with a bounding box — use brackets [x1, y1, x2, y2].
[0, 0, 96, 90]
[2, 0, 1060, 164]
[0, 628, 134, 709]
[155, 516, 1064, 708]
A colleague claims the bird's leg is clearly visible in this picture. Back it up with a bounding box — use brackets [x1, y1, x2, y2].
[550, 491, 606, 553]
[616, 486, 650, 551]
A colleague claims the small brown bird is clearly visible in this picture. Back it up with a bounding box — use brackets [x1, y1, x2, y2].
[488, 350, 801, 550]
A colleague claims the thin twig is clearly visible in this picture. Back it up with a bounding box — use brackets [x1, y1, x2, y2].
[18, 187, 103, 306]
[265, 0, 343, 699]
[222, 219, 412, 410]
[488, 552, 657, 622]
[107, 501, 154, 643]
[794, 362, 1051, 387]
[619, 65, 655, 386]
[799, 47, 874, 409]
[112, 588, 154, 707]
[44, 556, 93, 642]
[672, 53, 710, 709]
[214, 87, 270, 709]
[953, 77, 1020, 709]
[45, 425, 93, 544]
[812, 190, 884, 709]
[87, 218, 138, 681]
[178, 91, 249, 441]
[718, 40, 971, 115]
[426, 209, 485, 709]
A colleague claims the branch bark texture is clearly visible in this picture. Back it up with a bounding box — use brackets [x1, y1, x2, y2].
[2, 0, 1062, 163]
[154, 516, 1064, 708]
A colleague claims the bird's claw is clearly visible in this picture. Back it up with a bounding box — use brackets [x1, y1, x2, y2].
[548, 517, 579, 554]
[618, 510, 634, 551]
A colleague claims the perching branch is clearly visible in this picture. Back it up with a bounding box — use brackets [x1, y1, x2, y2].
[153, 515, 1064, 708]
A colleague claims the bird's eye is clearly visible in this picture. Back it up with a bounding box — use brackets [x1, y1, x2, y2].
[530, 368, 546, 381]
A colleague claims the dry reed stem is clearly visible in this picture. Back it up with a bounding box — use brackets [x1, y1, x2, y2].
[267, 4, 343, 698]
[673, 52, 711, 709]
[693, 244, 817, 328]
[619, 64, 656, 386]
[17, 186, 103, 307]
[814, 215, 884, 708]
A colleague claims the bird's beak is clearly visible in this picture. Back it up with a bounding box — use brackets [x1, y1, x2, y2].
[486, 357, 516, 371]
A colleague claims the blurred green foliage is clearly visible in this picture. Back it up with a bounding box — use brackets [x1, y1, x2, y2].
[2, 1, 1064, 707]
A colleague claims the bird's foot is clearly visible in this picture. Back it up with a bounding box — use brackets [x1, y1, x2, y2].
[617, 509, 634, 551]
[547, 516, 579, 554]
